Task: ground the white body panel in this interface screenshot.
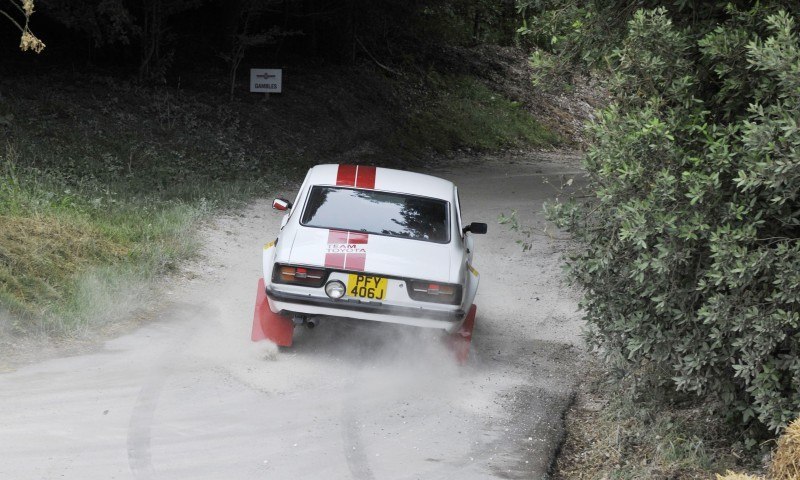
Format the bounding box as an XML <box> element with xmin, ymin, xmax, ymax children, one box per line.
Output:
<box><xmin>263</xmin><ymin>164</ymin><xmax>481</xmax><ymax>333</ymax></box>
<box><xmin>287</xmin><ymin>227</ymin><xmax>453</xmax><ymax>283</ymax></box>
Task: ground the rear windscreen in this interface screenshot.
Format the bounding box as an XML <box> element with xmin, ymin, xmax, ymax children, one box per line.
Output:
<box><xmin>301</xmin><ymin>186</ymin><xmax>450</xmax><ymax>243</ymax></box>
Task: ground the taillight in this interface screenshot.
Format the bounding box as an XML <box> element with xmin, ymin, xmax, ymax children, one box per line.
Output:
<box><xmin>273</xmin><ymin>265</ymin><xmax>327</xmax><ymax>287</ymax></box>
<box><xmin>407</xmin><ymin>281</ymin><xmax>462</xmax><ymax>305</ymax></box>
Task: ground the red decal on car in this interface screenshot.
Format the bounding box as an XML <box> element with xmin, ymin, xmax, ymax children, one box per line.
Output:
<box><xmin>325</xmin><ymin>229</ymin><xmax>368</xmax><ymax>271</ymax></box>
<box><xmin>355</xmin><ymin>165</ymin><xmax>376</xmax><ymax>189</ymax></box>
<box><xmin>327</xmin><ymin>230</ymin><xmax>349</xmax><ymax>244</ymax></box>
<box><xmin>348</xmin><ymin>232</ymin><xmax>369</xmax><ymax>244</ymax></box>
<box><xmin>325</xmin><ymin>253</ymin><xmax>346</xmax><ymax>269</ymax></box>
<box><xmin>336</xmin><ymin>165</ymin><xmax>376</xmax><ymax>189</ymax></box>
<box><xmin>336</xmin><ymin>165</ymin><xmax>357</xmax><ymax>186</ymax></box>
<box><xmin>345</xmin><ymin>253</ymin><xmax>366</xmax><ymax>271</ymax></box>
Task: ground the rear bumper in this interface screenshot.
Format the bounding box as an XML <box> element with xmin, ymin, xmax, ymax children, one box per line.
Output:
<box><xmin>265</xmin><ymin>285</ymin><xmax>465</xmax><ymax>331</ymax></box>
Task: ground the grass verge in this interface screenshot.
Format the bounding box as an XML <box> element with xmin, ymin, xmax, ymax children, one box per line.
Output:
<box><xmin>0</xmin><ymin>144</ymin><xmax>260</xmax><ymax>336</ymax></box>
<box><xmin>0</xmin><ymin>75</ymin><xmax>274</xmax><ymax>336</ymax></box>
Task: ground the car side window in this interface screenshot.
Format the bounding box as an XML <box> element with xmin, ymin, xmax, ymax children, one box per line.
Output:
<box><xmin>286</xmin><ymin>173</ymin><xmax>311</xmax><ymax>221</ymax></box>
<box><xmin>454</xmin><ymin>187</ymin><xmax>464</xmax><ymax>239</ymax></box>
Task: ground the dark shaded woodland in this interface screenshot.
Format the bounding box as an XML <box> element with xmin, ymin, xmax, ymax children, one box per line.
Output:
<box><xmin>1</xmin><ymin>0</ymin><xmax>518</xmax><ymax>82</ymax></box>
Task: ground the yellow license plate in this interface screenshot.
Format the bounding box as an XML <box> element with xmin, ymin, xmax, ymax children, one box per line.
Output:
<box><xmin>346</xmin><ymin>274</ymin><xmax>387</xmax><ymax>300</ymax></box>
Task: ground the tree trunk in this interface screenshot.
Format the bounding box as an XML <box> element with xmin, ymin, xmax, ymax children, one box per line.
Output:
<box><xmin>349</xmin><ymin>0</ymin><xmax>356</xmax><ymax>64</ymax></box>
<box><xmin>139</xmin><ymin>0</ymin><xmax>163</xmax><ymax>81</ymax></box>
<box><xmin>472</xmin><ymin>8</ymin><xmax>482</xmax><ymax>43</ymax></box>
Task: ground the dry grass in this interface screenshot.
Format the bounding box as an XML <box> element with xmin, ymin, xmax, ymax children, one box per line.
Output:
<box><xmin>770</xmin><ymin>418</ymin><xmax>800</xmax><ymax>480</ymax></box>
<box><xmin>0</xmin><ymin>214</ymin><xmax>128</xmax><ymax>319</ymax></box>
<box><xmin>710</xmin><ymin>417</ymin><xmax>800</xmax><ymax>480</ymax></box>
<box><xmin>716</xmin><ymin>472</ymin><xmax>764</xmax><ymax>480</ymax></box>
<box><xmin>0</xmin><ymin>142</ymin><xmax>213</xmax><ymax>335</ymax></box>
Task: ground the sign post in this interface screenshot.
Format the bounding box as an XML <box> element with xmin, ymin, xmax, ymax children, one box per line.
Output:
<box><xmin>250</xmin><ymin>69</ymin><xmax>282</xmax><ymax>98</ymax></box>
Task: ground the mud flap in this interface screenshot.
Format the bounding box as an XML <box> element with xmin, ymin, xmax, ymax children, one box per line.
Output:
<box><xmin>252</xmin><ymin>278</ymin><xmax>294</xmax><ymax>347</ymax></box>
<box><xmin>448</xmin><ymin>304</ymin><xmax>477</xmax><ymax>365</ymax></box>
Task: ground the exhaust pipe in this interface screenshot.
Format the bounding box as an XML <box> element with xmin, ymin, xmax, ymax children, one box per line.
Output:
<box><xmin>305</xmin><ymin>318</ymin><xmax>318</xmax><ymax>329</ymax></box>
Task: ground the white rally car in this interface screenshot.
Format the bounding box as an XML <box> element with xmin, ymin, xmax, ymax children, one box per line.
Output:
<box><xmin>251</xmin><ymin>164</ymin><xmax>486</xmax><ymax>360</ymax></box>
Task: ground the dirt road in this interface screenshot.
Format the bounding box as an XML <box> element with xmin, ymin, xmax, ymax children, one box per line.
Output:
<box><xmin>0</xmin><ymin>153</ymin><xmax>586</xmax><ymax>479</ymax></box>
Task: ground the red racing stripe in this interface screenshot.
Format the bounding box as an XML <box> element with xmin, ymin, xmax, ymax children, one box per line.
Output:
<box><xmin>345</xmin><ymin>253</ymin><xmax>366</xmax><ymax>271</ymax></box>
<box><xmin>344</xmin><ymin>231</ymin><xmax>368</xmax><ymax>271</ymax></box>
<box><xmin>348</xmin><ymin>232</ymin><xmax>369</xmax><ymax>244</ymax></box>
<box><xmin>328</xmin><ymin>230</ymin><xmax>349</xmax><ymax>244</ymax></box>
<box><xmin>325</xmin><ymin>253</ymin><xmax>346</xmax><ymax>269</ymax></box>
<box><xmin>355</xmin><ymin>165</ymin><xmax>376</xmax><ymax>189</ymax></box>
<box><xmin>336</xmin><ymin>165</ymin><xmax>356</xmax><ymax>186</ymax></box>
<box><xmin>324</xmin><ymin>229</ymin><xmax>368</xmax><ymax>272</ymax></box>
<box><xmin>325</xmin><ymin>230</ymin><xmax>348</xmax><ymax>268</ymax></box>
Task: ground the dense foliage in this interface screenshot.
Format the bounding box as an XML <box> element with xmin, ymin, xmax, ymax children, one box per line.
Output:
<box><xmin>549</xmin><ymin>6</ymin><xmax>800</xmax><ymax>436</ymax></box>
<box><xmin>516</xmin><ymin>1</ymin><xmax>800</xmax><ymax>88</ymax></box>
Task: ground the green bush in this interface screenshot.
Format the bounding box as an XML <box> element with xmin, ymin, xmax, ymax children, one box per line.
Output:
<box><xmin>516</xmin><ymin>1</ymin><xmax>800</xmax><ymax>89</ymax></box>
<box><xmin>549</xmin><ymin>8</ymin><xmax>800</xmax><ymax>436</ymax></box>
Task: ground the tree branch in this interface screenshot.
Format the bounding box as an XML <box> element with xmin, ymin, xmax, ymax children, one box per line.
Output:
<box><xmin>355</xmin><ymin>36</ymin><xmax>402</xmax><ymax>77</ymax></box>
<box><xmin>5</xmin><ymin>0</ymin><xmax>24</xmax><ymax>15</ymax></box>
<box><xmin>0</xmin><ymin>8</ymin><xmax>24</xmax><ymax>32</ymax></box>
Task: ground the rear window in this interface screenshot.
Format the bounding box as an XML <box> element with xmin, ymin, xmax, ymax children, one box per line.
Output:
<box><xmin>301</xmin><ymin>186</ymin><xmax>450</xmax><ymax>243</ymax></box>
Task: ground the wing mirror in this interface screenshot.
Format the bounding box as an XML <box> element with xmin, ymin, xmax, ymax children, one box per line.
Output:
<box><xmin>463</xmin><ymin>222</ymin><xmax>487</xmax><ymax>235</ymax></box>
<box><xmin>272</xmin><ymin>198</ymin><xmax>292</xmax><ymax>211</ymax></box>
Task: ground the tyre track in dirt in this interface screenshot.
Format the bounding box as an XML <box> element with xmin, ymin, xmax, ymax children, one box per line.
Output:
<box><xmin>127</xmin><ymin>370</ymin><xmax>165</xmax><ymax>479</ymax></box>
<box><xmin>126</xmin><ymin>303</ymin><xmax>208</xmax><ymax>479</ymax></box>
<box><xmin>341</xmin><ymin>378</ymin><xmax>378</xmax><ymax>480</ymax></box>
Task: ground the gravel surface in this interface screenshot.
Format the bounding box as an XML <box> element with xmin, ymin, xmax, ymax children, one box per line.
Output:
<box><xmin>0</xmin><ymin>152</ymin><xmax>587</xmax><ymax>479</ymax></box>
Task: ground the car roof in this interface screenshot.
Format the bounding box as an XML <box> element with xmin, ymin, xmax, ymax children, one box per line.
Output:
<box><xmin>306</xmin><ymin>164</ymin><xmax>455</xmax><ymax>201</ymax></box>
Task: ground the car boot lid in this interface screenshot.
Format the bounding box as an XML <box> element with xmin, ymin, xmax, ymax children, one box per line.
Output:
<box><xmin>287</xmin><ymin>226</ymin><xmax>452</xmax><ymax>283</ymax></box>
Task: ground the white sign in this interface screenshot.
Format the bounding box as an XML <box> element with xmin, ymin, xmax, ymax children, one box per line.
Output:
<box><xmin>250</xmin><ymin>69</ymin><xmax>282</xmax><ymax>93</ymax></box>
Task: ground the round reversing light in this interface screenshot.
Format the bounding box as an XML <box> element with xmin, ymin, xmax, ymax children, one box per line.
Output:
<box><xmin>325</xmin><ymin>280</ymin><xmax>346</xmax><ymax>299</ymax></box>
